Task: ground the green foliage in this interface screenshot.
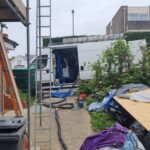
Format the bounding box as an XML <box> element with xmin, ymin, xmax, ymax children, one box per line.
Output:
<box><xmin>90</xmin><ymin>112</ymin><xmax>115</xmax><ymax>131</ymax></box>
<box><xmin>92</xmin><ymin>40</ymin><xmax>134</xmax><ymax>89</ymax></box>
<box><xmin>86</xmin><ymin>96</ymin><xmax>99</xmax><ymax>106</ymax></box>
<box><xmin>19</xmin><ymin>90</ymin><xmax>35</xmax><ymax>105</ymax></box>
<box><xmin>77</xmin><ymin>39</ymin><xmax>150</xmax><ymax>98</ymax></box>
<box><xmin>125</xmin><ymin>32</ymin><xmax>150</xmax><ymax>46</ymax></box>
<box><xmin>76</xmin><ymin>80</ymin><xmax>98</xmax><ymax>95</ymax></box>
<box><xmin>19</xmin><ymin>90</ymin><xmax>27</xmax><ymax>101</ymax></box>
<box><xmin>77</xmin><ymin>39</ymin><xmax>150</xmax><ymax>131</ymax></box>
<box><xmin>43</xmin><ymin>38</ymin><xmax>50</xmax><ymax>47</ymax></box>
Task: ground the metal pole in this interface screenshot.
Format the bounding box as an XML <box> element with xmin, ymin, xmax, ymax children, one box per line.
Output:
<box><xmin>26</xmin><ymin>0</ymin><xmax>31</xmax><ymax>149</ymax></box>
<box><xmin>38</xmin><ymin>0</ymin><xmax>43</xmax><ymax>127</ymax></box>
<box><xmin>72</xmin><ymin>10</ymin><xmax>74</xmax><ymax>36</ymax></box>
<box><xmin>1</xmin><ymin>69</ymin><xmax>4</xmax><ymax>116</ymax></box>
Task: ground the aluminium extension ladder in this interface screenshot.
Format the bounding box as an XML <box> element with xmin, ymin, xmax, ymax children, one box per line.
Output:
<box><xmin>34</xmin><ymin>0</ymin><xmax>52</xmax><ymax>149</ymax></box>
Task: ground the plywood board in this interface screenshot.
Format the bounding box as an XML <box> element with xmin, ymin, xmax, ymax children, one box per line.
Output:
<box><xmin>0</xmin><ymin>0</ymin><xmax>26</xmax><ymax>22</ymax></box>
<box><xmin>114</xmin><ymin>89</ymin><xmax>150</xmax><ymax>131</ymax></box>
<box><xmin>11</xmin><ymin>0</ymin><xmax>26</xmax><ymax>18</ymax></box>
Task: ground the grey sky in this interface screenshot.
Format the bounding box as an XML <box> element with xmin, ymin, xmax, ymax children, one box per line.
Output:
<box><xmin>5</xmin><ymin>0</ymin><xmax>150</xmax><ymax>57</ymax></box>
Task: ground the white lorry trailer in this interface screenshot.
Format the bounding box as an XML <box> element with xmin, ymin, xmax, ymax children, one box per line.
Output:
<box><xmin>31</xmin><ymin>39</ymin><xmax>146</xmax><ymax>89</ymax></box>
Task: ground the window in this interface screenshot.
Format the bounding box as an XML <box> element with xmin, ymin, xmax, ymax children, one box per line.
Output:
<box><xmin>30</xmin><ymin>59</ymin><xmax>36</xmax><ymax>68</ymax></box>
<box><xmin>128</xmin><ymin>13</ymin><xmax>149</xmax><ymax>21</ymax></box>
<box><xmin>17</xmin><ymin>60</ymin><xmax>21</xmax><ymax>65</ymax></box>
<box><xmin>30</xmin><ymin>55</ymin><xmax>48</xmax><ymax>69</ymax></box>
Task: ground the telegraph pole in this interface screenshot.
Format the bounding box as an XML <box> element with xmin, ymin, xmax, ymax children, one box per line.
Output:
<box><xmin>72</xmin><ymin>9</ymin><xmax>75</xmax><ymax>36</ymax></box>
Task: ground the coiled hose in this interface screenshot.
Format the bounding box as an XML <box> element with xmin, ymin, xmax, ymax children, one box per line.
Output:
<box><xmin>42</xmin><ymin>98</ymin><xmax>74</xmax><ymax>109</ymax></box>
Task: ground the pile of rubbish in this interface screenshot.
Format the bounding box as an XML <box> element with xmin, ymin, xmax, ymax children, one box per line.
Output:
<box><xmin>88</xmin><ymin>84</ymin><xmax>149</xmax><ymax>112</ymax></box>
<box><xmin>82</xmin><ymin>84</ymin><xmax>150</xmax><ymax>150</ymax></box>
<box><xmin>80</xmin><ymin>123</ymin><xmax>145</xmax><ymax>150</ymax></box>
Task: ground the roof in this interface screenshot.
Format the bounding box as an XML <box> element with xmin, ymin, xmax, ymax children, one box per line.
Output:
<box><xmin>13</xmin><ymin>55</ymin><xmax>36</xmax><ymax>61</ymax></box>
<box><xmin>0</xmin><ymin>0</ymin><xmax>27</xmax><ymax>25</ymax></box>
<box><xmin>3</xmin><ymin>36</ymin><xmax>18</xmax><ymax>48</ymax></box>
<box><xmin>43</xmin><ymin>34</ymin><xmax>124</xmax><ymax>46</ymax></box>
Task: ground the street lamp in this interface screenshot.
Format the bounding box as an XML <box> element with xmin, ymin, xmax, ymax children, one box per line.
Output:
<box><xmin>72</xmin><ymin>9</ymin><xmax>75</xmax><ymax>36</ymax></box>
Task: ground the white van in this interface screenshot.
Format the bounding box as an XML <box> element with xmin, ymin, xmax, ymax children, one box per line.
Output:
<box><xmin>31</xmin><ymin>39</ymin><xmax>146</xmax><ymax>89</ymax></box>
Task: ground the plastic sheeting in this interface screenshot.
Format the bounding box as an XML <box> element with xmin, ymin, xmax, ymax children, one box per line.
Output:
<box><xmin>116</xmin><ymin>84</ymin><xmax>149</xmax><ymax>96</ymax></box>
<box><xmin>88</xmin><ymin>90</ymin><xmax>116</xmax><ymax>112</ymax></box>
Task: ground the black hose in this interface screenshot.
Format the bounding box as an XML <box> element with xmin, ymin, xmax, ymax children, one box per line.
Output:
<box><xmin>55</xmin><ymin>109</ymin><xmax>68</xmax><ymax>150</ymax></box>
<box><xmin>43</xmin><ymin>98</ymin><xmax>74</xmax><ymax>109</ymax></box>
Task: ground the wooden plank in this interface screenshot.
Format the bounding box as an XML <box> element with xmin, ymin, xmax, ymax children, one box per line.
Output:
<box><xmin>114</xmin><ymin>89</ymin><xmax>150</xmax><ymax>131</ymax></box>
<box><xmin>0</xmin><ymin>0</ymin><xmax>26</xmax><ymax>22</ymax></box>
<box><xmin>11</xmin><ymin>0</ymin><xmax>26</xmax><ymax>19</ymax></box>
<box><xmin>0</xmin><ymin>33</ymin><xmax>24</xmax><ymax>116</ymax></box>
<box><xmin>31</xmin><ymin>147</ymin><xmax>40</xmax><ymax>150</ymax></box>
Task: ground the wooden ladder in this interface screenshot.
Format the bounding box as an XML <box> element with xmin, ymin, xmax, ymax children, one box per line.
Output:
<box><xmin>0</xmin><ymin>32</ymin><xmax>28</xmax><ymax>149</ymax></box>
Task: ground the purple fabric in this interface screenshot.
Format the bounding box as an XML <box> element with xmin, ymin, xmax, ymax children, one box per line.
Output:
<box><xmin>80</xmin><ymin>123</ymin><xmax>128</xmax><ymax>150</ymax></box>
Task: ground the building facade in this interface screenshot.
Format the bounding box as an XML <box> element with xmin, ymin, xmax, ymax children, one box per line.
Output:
<box><xmin>106</xmin><ymin>6</ymin><xmax>150</xmax><ymax>34</ymax></box>
<box><xmin>11</xmin><ymin>55</ymin><xmax>35</xmax><ymax>69</ymax></box>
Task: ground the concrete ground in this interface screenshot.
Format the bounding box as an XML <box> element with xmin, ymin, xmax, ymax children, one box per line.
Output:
<box><xmin>30</xmin><ymin>96</ymin><xmax>92</xmax><ymax>150</ymax></box>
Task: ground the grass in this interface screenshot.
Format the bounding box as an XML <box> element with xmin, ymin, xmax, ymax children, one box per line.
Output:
<box><xmin>90</xmin><ymin>111</ymin><xmax>115</xmax><ymax>132</ymax></box>
<box><xmin>19</xmin><ymin>90</ymin><xmax>35</xmax><ymax>106</ymax></box>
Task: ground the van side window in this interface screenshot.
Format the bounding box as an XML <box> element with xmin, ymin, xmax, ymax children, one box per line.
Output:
<box><xmin>30</xmin><ymin>59</ymin><xmax>36</xmax><ymax>68</ymax></box>
<box><xmin>37</xmin><ymin>55</ymin><xmax>48</xmax><ymax>69</ymax></box>
<box><xmin>30</xmin><ymin>55</ymin><xmax>48</xmax><ymax>69</ymax></box>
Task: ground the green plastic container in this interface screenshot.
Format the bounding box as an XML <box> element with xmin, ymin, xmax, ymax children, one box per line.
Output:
<box><xmin>13</xmin><ymin>68</ymin><xmax>36</xmax><ymax>95</ymax></box>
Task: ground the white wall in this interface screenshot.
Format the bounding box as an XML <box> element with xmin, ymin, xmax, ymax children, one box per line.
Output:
<box><xmin>11</xmin><ymin>56</ymin><xmax>27</xmax><ymax>69</ymax></box>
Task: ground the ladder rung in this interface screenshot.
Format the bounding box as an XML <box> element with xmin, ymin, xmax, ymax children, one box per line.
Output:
<box><xmin>38</xmin><ymin>5</ymin><xmax>51</xmax><ymax>8</ymax></box>
<box><xmin>36</xmin><ymin>91</ymin><xmax>50</xmax><ymax>94</ymax></box>
<box><xmin>37</xmin><ymin>15</ymin><xmax>50</xmax><ymax>17</ymax></box>
<box><xmin>40</xmin><ymin>80</ymin><xmax>51</xmax><ymax>83</ymax></box>
<box><xmin>41</xmin><ymin>87</ymin><xmax>51</xmax><ymax>90</ymax></box>
<box><xmin>37</xmin><ymin>25</ymin><xmax>50</xmax><ymax>28</ymax></box>
<box><xmin>36</xmin><ymin>57</ymin><xmax>51</xmax><ymax>60</ymax></box>
<box><xmin>36</xmin><ymin>69</ymin><xmax>51</xmax><ymax>71</ymax></box>
<box><xmin>37</xmin><ymin>36</ymin><xmax>50</xmax><ymax>38</ymax></box>
<box><xmin>35</xmin><ymin>127</ymin><xmax>50</xmax><ymax>130</ymax></box>
<box><xmin>36</xmin><ymin>115</ymin><xmax>50</xmax><ymax>118</ymax></box>
<box><xmin>37</xmin><ymin>46</ymin><xmax>50</xmax><ymax>49</ymax></box>
<box><xmin>36</xmin><ymin>140</ymin><xmax>50</xmax><ymax>143</ymax></box>
<box><xmin>37</xmin><ymin>102</ymin><xmax>50</xmax><ymax>105</ymax></box>
<box><xmin>36</xmin><ymin>81</ymin><xmax>51</xmax><ymax>84</ymax></box>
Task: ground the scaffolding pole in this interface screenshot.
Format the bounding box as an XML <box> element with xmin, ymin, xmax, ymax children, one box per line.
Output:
<box><xmin>26</xmin><ymin>0</ymin><xmax>31</xmax><ymax>149</ymax></box>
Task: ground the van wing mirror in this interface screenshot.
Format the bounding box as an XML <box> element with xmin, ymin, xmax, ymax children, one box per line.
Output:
<box><xmin>80</xmin><ymin>66</ymin><xmax>84</xmax><ymax>71</ymax></box>
<box><xmin>46</xmin><ymin>70</ymin><xmax>49</xmax><ymax>73</ymax></box>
